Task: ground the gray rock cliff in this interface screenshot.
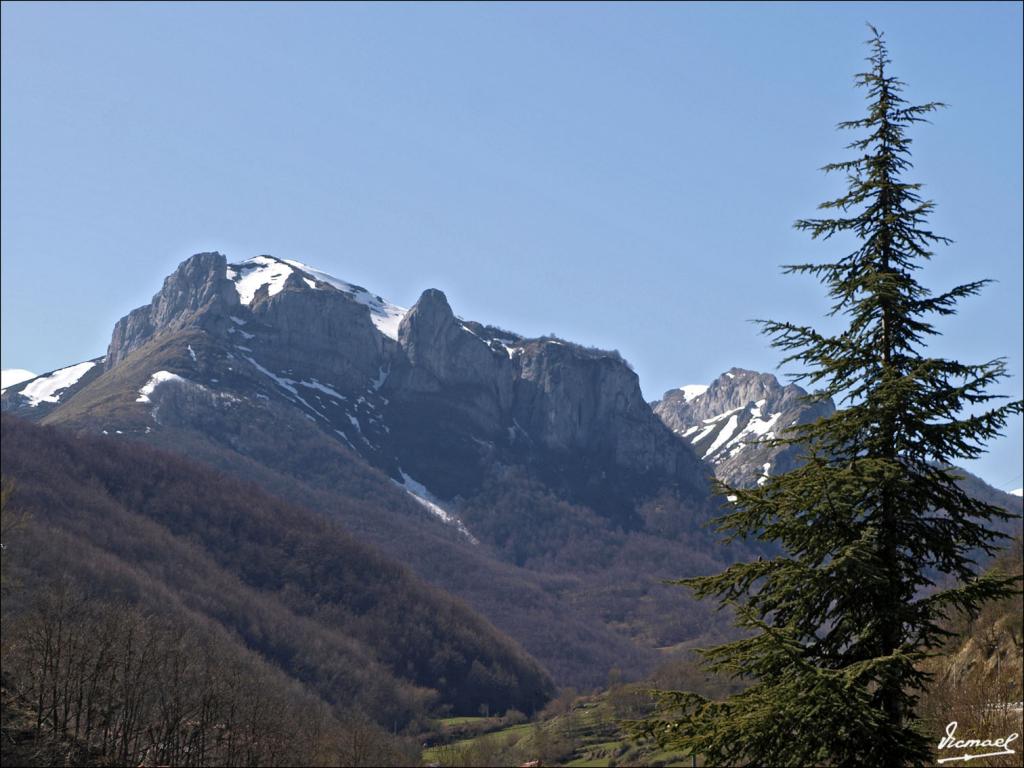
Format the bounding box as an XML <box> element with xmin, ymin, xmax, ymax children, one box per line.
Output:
<box><xmin>248</xmin><ymin>272</ymin><xmax>390</xmax><ymax>393</ymax></box>
<box><xmin>384</xmin><ymin>291</ymin><xmax>709</xmax><ymax>511</ymax></box>
<box><xmin>107</xmin><ymin>252</ymin><xmax>239</xmax><ymax>368</ymax></box>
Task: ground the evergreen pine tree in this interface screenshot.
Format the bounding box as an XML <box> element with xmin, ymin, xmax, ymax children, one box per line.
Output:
<box><xmin>641</xmin><ymin>27</ymin><xmax>1023</xmax><ymax>768</ymax></box>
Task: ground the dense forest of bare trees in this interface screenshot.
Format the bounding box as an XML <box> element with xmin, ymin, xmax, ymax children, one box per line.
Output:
<box><xmin>1</xmin><ymin>479</ymin><xmax>423</xmax><ymax>766</ymax></box>
<box><xmin>0</xmin><ymin>415</ymin><xmax>554</xmax><ymax>766</ymax></box>
<box><xmin>3</xmin><ymin>579</ymin><xmax>346</xmax><ymax>766</ymax></box>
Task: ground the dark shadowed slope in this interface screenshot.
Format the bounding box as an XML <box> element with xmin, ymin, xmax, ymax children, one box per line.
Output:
<box><xmin>0</xmin><ymin>414</ymin><xmax>554</xmax><ymax>723</ymax></box>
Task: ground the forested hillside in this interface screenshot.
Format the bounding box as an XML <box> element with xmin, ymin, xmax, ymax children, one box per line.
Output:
<box><xmin>0</xmin><ymin>414</ymin><xmax>553</xmax><ymax>766</ymax></box>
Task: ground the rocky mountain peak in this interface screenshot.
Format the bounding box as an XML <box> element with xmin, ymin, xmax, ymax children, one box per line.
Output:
<box><xmin>394</xmin><ymin>287</ymin><xmax>513</xmax><ymax>399</ymax></box>
<box><xmin>683</xmin><ymin>368</ymin><xmax>807</xmax><ymax>423</ymax></box>
<box><xmin>106</xmin><ymin>251</ymin><xmax>239</xmax><ymax>367</ymax></box>
<box><xmin>653</xmin><ymin>369</ymin><xmax>835</xmax><ymax>488</ymax></box>
<box><xmin>398</xmin><ymin>288</ymin><xmax>456</xmax><ymax>348</ymax></box>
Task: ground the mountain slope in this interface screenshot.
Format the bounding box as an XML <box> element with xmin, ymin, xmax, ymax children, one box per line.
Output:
<box><xmin>1</xmin><ymin>359</ymin><xmax>104</xmax><ymax>419</ymax></box>
<box><xmin>0</xmin><ymin>414</ymin><xmax>554</xmax><ymax>721</ymax></box>
<box><xmin>22</xmin><ymin>336</ymin><xmax>681</xmax><ymax>686</ymax></box>
<box><xmin>5</xmin><ymin>252</ymin><xmax>706</xmax><ymax>524</ymax></box>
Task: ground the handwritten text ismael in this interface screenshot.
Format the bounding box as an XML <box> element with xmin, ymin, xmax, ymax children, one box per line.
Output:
<box><xmin>936</xmin><ymin>721</ymin><xmax>1019</xmax><ymax>765</ymax></box>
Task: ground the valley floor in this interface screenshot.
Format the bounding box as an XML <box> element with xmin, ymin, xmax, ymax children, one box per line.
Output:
<box><xmin>421</xmin><ymin>692</ymin><xmax>696</xmax><ymax>768</ymax></box>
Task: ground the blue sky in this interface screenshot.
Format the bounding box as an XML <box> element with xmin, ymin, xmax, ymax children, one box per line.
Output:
<box><xmin>2</xmin><ymin>2</ymin><xmax>1021</xmax><ymax>490</ymax></box>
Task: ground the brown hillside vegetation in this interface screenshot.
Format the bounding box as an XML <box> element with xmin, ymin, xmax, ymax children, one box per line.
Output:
<box><xmin>0</xmin><ymin>414</ymin><xmax>553</xmax><ymax>766</ymax></box>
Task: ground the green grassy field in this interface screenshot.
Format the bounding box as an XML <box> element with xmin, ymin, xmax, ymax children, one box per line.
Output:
<box><xmin>422</xmin><ymin>693</ymin><xmax>696</xmax><ymax>767</ymax></box>
<box><xmin>436</xmin><ymin>716</ymin><xmax>492</xmax><ymax>727</ymax></box>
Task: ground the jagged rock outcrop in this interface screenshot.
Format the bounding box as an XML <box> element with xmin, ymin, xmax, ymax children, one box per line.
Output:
<box><xmin>664</xmin><ymin>368</ymin><xmax>814</xmax><ymax>426</ymax></box>
<box><xmin>653</xmin><ymin>368</ymin><xmax>835</xmax><ymax>488</ymax></box>
<box><xmin>397</xmin><ymin>288</ymin><xmax>514</xmax><ymax>402</ymax></box>
<box><xmin>107</xmin><ymin>252</ymin><xmax>239</xmax><ymax>367</ymax></box>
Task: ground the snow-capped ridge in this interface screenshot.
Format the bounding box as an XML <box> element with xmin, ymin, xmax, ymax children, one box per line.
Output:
<box><xmin>226</xmin><ymin>255</ymin><xmax>407</xmax><ymax>340</ymax></box>
<box><xmin>18</xmin><ymin>362</ymin><xmax>96</xmax><ymax>407</ymax></box>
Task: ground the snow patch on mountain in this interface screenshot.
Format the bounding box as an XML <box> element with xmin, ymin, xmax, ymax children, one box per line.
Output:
<box><xmin>19</xmin><ymin>362</ymin><xmax>96</xmax><ymax>407</ymax></box>
<box><xmin>242</xmin><ymin>354</ymin><xmax>329</xmax><ymax>421</ymax></box>
<box><xmin>704</xmin><ymin>414</ymin><xmax>741</xmax><ymax>458</ymax></box>
<box><xmin>691</xmin><ymin>396</ymin><xmax>782</xmax><ymax>465</ymax></box>
<box><xmin>397</xmin><ymin>471</ymin><xmax>478</xmax><ymax>543</ymax></box>
<box><xmin>228</xmin><ymin>256</ymin><xmax>294</xmax><ymax>305</ymax></box>
<box><xmin>678</xmin><ymin>384</ymin><xmax>709</xmax><ymax>401</ymax></box>
<box><xmin>735</xmin><ymin>411</ymin><xmax>781</xmax><ymax>442</ymax></box>
<box><xmin>1011</xmin><ymin>488</ymin><xmax>1023</xmax><ymax>498</ymax></box>
<box><xmin>137</xmin><ymin>371</ymin><xmax>187</xmax><ymax>403</ymax></box>
<box><xmin>302</xmin><ymin>378</ymin><xmax>346</xmax><ymax>400</ymax></box>
<box><xmin>370</xmin><ymin>366</ymin><xmax>389</xmax><ymax>391</ymax></box>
